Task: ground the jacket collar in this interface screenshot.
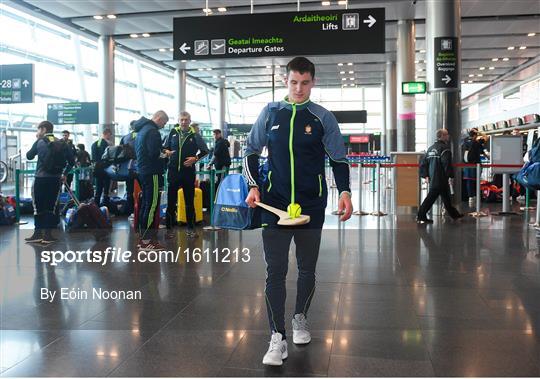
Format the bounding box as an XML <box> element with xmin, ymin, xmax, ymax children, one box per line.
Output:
<box><xmin>281</xmin><ymin>96</ymin><xmax>311</xmax><ymax>111</ymax></box>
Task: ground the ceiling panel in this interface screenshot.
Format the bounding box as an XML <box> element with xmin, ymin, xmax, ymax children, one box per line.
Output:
<box><xmin>9</xmin><ymin>0</ymin><xmax>540</xmax><ymax>95</ymax></box>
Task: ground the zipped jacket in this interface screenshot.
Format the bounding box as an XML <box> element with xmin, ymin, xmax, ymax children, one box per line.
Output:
<box><xmin>243</xmin><ymin>98</ymin><xmax>350</xmax><ymax>211</ymax></box>
<box><xmin>419</xmin><ymin>140</ymin><xmax>453</xmax><ymax>188</ymax></box>
<box><xmin>163</xmin><ymin>125</ymin><xmax>209</xmax><ymax>170</ymax></box>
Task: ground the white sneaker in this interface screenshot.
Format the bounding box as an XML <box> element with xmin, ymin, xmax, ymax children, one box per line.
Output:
<box><xmin>292</xmin><ymin>313</ymin><xmax>311</xmax><ymax>345</ymax></box>
<box><xmin>262</xmin><ymin>332</ymin><xmax>288</xmax><ymax>366</ymax></box>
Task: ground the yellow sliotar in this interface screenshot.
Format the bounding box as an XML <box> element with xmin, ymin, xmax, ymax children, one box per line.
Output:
<box><xmin>287</xmin><ymin>203</ymin><xmax>302</xmax><ymax>219</ymax></box>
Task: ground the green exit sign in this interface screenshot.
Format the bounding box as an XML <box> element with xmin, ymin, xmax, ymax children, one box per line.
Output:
<box><xmin>402</xmin><ymin>81</ymin><xmax>426</xmax><ymax>94</ymax></box>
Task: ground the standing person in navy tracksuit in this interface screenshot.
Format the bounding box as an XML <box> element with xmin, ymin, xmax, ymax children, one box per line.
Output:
<box><xmin>25</xmin><ymin>121</ymin><xmax>75</xmax><ymax>244</ymax></box>
<box><xmin>91</xmin><ymin>128</ymin><xmax>112</xmax><ymax>207</ymax></box>
<box><xmin>133</xmin><ymin>110</ymin><xmax>169</xmax><ymax>251</ymax></box>
<box><xmin>163</xmin><ymin>111</ymin><xmax>209</xmax><ymax>238</ymax></box>
<box><xmin>244</xmin><ymin>57</ymin><xmax>353</xmax><ymax>366</ymax></box>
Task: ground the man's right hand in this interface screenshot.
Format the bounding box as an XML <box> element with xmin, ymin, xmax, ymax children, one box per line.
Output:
<box><xmin>245</xmin><ymin>187</ymin><xmax>260</xmax><ymax>208</ymax></box>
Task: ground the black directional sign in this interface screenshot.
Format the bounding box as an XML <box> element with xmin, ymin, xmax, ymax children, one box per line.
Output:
<box><xmin>0</xmin><ymin>64</ymin><xmax>34</xmax><ymax>104</ymax></box>
<box><xmin>173</xmin><ymin>8</ymin><xmax>385</xmax><ymax>60</ymax></box>
<box><xmin>47</xmin><ymin>102</ymin><xmax>99</xmax><ymax>125</ymax></box>
<box><xmin>434</xmin><ymin>37</ymin><xmax>458</xmax><ymax>89</ymax></box>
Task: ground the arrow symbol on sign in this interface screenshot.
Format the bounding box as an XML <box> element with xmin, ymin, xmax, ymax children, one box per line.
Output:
<box><xmin>442</xmin><ymin>75</ymin><xmax>452</xmax><ymax>84</ymax></box>
<box><xmin>363</xmin><ymin>15</ymin><xmax>376</xmax><ymax>28</ymax></box>
<box><xmin>179</xmin><ymin>42</ymin><xmax>191</xmax><ymax>54</ymax></box>
<box><xmin>22</xmin><ymin>80</ymin><xmax>29</xmax><ymax>87</ymax></box>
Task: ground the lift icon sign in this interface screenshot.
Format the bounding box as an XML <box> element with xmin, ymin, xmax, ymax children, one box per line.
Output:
<box><xmin>342</xmin><ymin>14</ymin><xmax>359</xmax><ymax>30</ymax></box>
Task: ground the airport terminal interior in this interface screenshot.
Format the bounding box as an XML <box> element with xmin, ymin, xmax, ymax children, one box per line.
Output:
<box><xmin>1</xmin><ymin>0</ymin><xmax>540</xmax><ymax>377</ymax></box>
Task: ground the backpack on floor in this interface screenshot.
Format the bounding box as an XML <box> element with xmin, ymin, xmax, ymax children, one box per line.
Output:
<box><xmin>516</xmin><ymin>162</ymin><xmax>540</xmax><ymax>191</ymax></box>
<box><xmin>0</xmin><ymin>196</ymin><xmax>16</xmax><ymax>225</ymax></box>
<box><xmin>63</xmin><ymin>187</ymin><xmax>111</xmax><ymax>231</ymax></box>
<box><xmin>212</xmin><ymin>173</ymin><xmax>257</xmax><ymax>230</ymax></box>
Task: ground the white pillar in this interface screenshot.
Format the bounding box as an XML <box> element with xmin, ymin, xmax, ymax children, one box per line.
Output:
<box><xmin>98</xmin><ymin>35</ymin><xmax>115</xmax><ymax>141</ymax></box>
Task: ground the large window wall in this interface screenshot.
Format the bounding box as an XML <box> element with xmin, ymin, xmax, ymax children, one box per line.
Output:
<box><xmin>0</xmin><ymin>3</ymin><xmax>216</xmax><ymax>155</ymax></box>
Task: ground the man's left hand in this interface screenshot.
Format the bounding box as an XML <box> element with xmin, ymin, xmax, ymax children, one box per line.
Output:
<box><xmin>183</xmin><ymin>156</ymin><xmax>198</xmax><ymax>167</ymax></box>
<box><xmin>338</xmin><ymin>192</ymin><xmax>353</xmax><ymax>221</ymax></box>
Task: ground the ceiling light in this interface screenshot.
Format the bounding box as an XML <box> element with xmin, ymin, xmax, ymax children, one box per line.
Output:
<box><xmin>322</xmin><ymin>1</ymin><xmax>331</xmax><ymax>5</ymax></box>
<box><xmin>159</xmin><ymin>48</ymin><xmax>166</xmax><ymax>52</ymax></box>
<box><xmin>220</xmin><ymin>75</ymin><xmax>226</xmax><ymax>78</ymax></box>
<box><xmin>130</xmin><ymin>34</ymin><xmax>138</xmax><ymax>38</ymax></box>
<box><xmin>477</xmin><ymin>74</ymin><xmax>483</xmax><ymax>77</ymax></box>
<box><xmin>106</xmin><ymin>14</ymin><xmax>116</xmax><ymax>19</ymax></box>
<box><xmin>502</xmin><ymin>57</ymin><xmax>509</xmax><ymax>61</ymax></box>
<box><xmin>337</xmin><ymin>63</ymin><xmax>343</xmax><ymax>66</ymax></box>
<box><xmin>348</xmin><ymin>70</ymin><xmax>354</xmax><ymax>74</ymax></box>
<box><xmin>275</xmin><ymin>65</ymin><xmax>280</xmax><ymax>68</ymax></box>
<box><xmin>169</xmin><ymin>48</ymin><xmax>174</xmax><ymax>52</ymax></box>
<box><xmin>266</xmin><ymin>65</ymin><xmax>272</xmax><ymax>69</ymax></box>
<box><xmin>347</xmin><ymin>62</ymin><xmax>353</xmax><ymax>66</ymax></box>
<box><xmin>461</xmin><ymin>81</ymin><xmax>465</xmax><ymax>84</ymax></box>
<box><xmin>212</xmin><ymin>75</ymin><xmax>218</xmax><ymax>78</ymax></box>
<box><xmin>203</xmin><ymin>8</ymin><xmax>212</xmax><ymax>13</ymax></box>
<box><xmin>489</xmin><ymin>66</ymin><xmax>495</xmax><ymax>70</ymax></box>
<box><xmin>339</xmin><ymin>71</ymin><xmax>345</xmax><ymax>74</ymax></box>
<box><xmin>93</xmin><ymin>15</ymin><xmax>103</xmax><ymax>20</ymax></box>
<box><xmin>528</xmin><ymin>32</ymin><xmax>536</xmax><ymax>37</ymax></box>
<box><xmin>479</xmin><ymin>66</ymin><xmax>485</xmax><ymax>70</ymax></box>
<box><xmin>198</xmin><ymin>68</ymin><xmax>205</xmax><ymax>71</ymax></box>
<box><xmin>492</xmin><ymin>58</ymin><xmax>499</xmax><ymax>61</ymax></box>
<box><xmin>468</xmin><ymin>74</ymin><xmax>474</xmax><ymax>77</ymax></box>
<box><xmin>338</xmin><ymin>0</ymin><xmax>347</xmax><ymax>5</ymax></box>
<box><xmin>191</xmin><ymin>59</ymin><xmax>197</xmax><ymax>62</ymax></box>
<box><xmin>343</xmin><ymin>84</ymin><xmax>348</xmax><ymax>87</ymax></box>
<box><xmin>414</xmin><ymin>60</ymin><xmax>419</xmax><ymax>64</ymax></box>
<box><xmin>349</xmin><ymin>77</ymin><xmax>354</xmax><ymax>80</ymax></box>
<box><xmin>218</xmin><ymin>7</ymin><xmax>227</xmax><ymax>12</ymax></box>
<box><xmin>420</xmin><ymin>49</ymin><xmax>426</xmax><ymax>53</ymax></box>
<box><xmin>519</xmin><ymin>46</ymin><xmax>527</xmax><ymax>50</ymax></box>
<box><xmin>142</xmin><ymin>33</ymin><xmax>150</xmax><ymax>37</ymax></box>
<box><xmin>206</xmin><ymin>68</ymin><xmax>212</xmax><ymax>71</ymax></box>
<box><xmin>341</xmin><ymin>78</ymin><xmax>346</xmax><ymax>81</ymax></box>
<box><xmin>468</xmin><ymin>80</ymin><xmax>473</xmax><ymax>83</ymax></box>
<box><xmin>181</xmin><ymin>60</ymin><xmax>187</xmax><ymax>63</ymax></box>
<box><xmin>232</xmin><ymin>81</ymin><xmax>237</xmax><ymax>84</ymax></box>
<box><xmin>507</xmin><ymin>46</ymin><xmax>515</xmax><ymax>50</ymax></box>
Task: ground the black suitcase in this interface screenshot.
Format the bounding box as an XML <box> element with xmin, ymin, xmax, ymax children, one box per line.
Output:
<box><xmin>199</xmin><ymin>179</ymin><xmax>212</xmax><ymax>209</ymax></box>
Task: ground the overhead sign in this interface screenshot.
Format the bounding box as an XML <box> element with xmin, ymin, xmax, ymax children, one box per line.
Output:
<box><xmin>434</xmin><ymin>37</ymin><xmax>458</xmax><ymax>89</ymax></box>
<box><xmin>333</xmin><ymin>110</ymin><xmax>367</xmax><ymax>124</ymax></box>
<box><xmin>47</xmin><ymin>102</ymin><xmax>99</xmax><ymax>125</ymax></box>
<box><xmin>402</xmin><ymin>81</ymin><xmax>426</xmax><ymax>94</ymax></box>
<box><xmin>0</xmin><ymin>64</ymin><xmax>34</xmax><ymax>104</ymax></box>
<box><xmin>173</xmin><ymin>9</ymin><xmax>385</xmax><ymax>60</ymax></box>
<box><xmin>350</xmin><ymin>135</ymin><xmax>370</xmax><ymax>144</ymax></box>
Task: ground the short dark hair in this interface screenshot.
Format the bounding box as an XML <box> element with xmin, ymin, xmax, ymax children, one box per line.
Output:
<box><xmin>213</xmin><ymin>129</ymin><xmax>221</xmax><ymax>134</ymax></box>
<box><xmin>103</xmin><ymin>128</ymin><xmax>112</xmax><ymax>136</ymax></box>
<box><xmin>38</xmin><ymin>121</ymin><xmax>54</xmax><ymax>133</ymax></box>
<box><xmin>77</xmin><ymin>143</ymin><xmax>85</xmax><ymax>151</ymax></box>
<box><xmin>62</xmin><ymin>130</ymin><xmax>70</xmax><ymax>135</ymax></box>
<box><xmin>469</xmin><ymin>128</ymin><xmax>478</xmax><ymax>137</ymax></box>
<box><xmin>286</xmin><ymin>57</ymin><xmax>315</xmax><ymax>79</ymax></box>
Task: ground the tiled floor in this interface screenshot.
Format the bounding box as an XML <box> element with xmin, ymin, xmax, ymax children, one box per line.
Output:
<box><xmin>1</xmin><ymin>201</ymin><xmax>540</xmax><ymax>377</ymax></box>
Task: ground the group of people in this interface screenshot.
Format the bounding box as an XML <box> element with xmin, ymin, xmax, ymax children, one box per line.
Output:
<box><xmin>23</xmin><ymin>110</ymin><xmax>232</xmax><ymax>249</ymax></box>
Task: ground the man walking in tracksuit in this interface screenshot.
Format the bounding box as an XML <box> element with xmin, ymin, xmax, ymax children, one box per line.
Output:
<box><xmin>244</xmin><ymin>57</ymin><xmax>353</xmax><ymax>366</ymax></box>
<box><xmin>25</xmin><ymin>121</ymin><xmax>75</xmax><ymax>244</ymax></box>
<box><xmin>417</xmin><ymin>128</ymin><xmax>464</xmax><ymax>223</ymax></box>
<box><xmin>163</xmin><ymin>111</ymin><xmax>209</xmax><ymax>238</ymax></box>
<box><xmin>133</xmin><ymin>110</ymin><xmax>169</xmax><ymax>250</ymax></box>
<box><xmin>208</xmin><ymin>129</ymin><xmax>231</xmax><ymax>190</ymax></box>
